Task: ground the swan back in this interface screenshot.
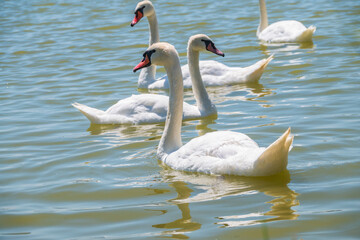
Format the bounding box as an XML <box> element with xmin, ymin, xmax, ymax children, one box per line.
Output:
<box><xmin>164</xmin><ymin>131</ymin><xmax>263</xmax><ymax>176</ymax></box>
<box><xmin>163</xmin><ymin>128</ymin><xmax>293</xmax><ymax>176</ymax></box>
<box><xmin>259</xmin><ymin>20</ymin><xmax>311</xmax><ymax>43</ymax></box>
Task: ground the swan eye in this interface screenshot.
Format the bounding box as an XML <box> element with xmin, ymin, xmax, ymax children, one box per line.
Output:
<box><xmin>142</xmin><ymin>49</ymin><xmax>156</xmax><ymax>60</ymax></box>
<box><xmin>147</xmin><ymin>49</ymin><xmax>156</xmax><ymax>56</ymax></box>
<box><xmin>135</xmin><ymin>6</ymin><xmax>145</xmax><ymax>14</ymax></box>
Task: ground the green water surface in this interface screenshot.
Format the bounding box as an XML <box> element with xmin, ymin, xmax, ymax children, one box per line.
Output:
<box><xmin>1</xmin><ymin>0</ymin><xmax>359</xmax><ymax>239</ymax></box>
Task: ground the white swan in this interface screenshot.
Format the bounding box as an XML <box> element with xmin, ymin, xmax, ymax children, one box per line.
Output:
<box><xmin>257</xmin><ymin>0</ymin><xmax>316</xmax><ymax>43</ymax></box>
<box><xmin>72</xmin><ymin>34</ymin><xmax>224</xmax><ymax>124</ymax></box>
<box><xmin>131</xmin><ymin>0</ymin><xmax>273</xmax><ymax>90</ymax></box>
<box><xmin>134</xmin><ymin>42</ymin><xmax>294</xmax><ymax>176</ymax></box>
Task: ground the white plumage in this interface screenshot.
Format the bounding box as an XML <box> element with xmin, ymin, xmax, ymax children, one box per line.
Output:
<box><xmin>132</xmin><ymin>0</ymin><xmax>272</xmax><ymax>90</ymax></box>
<box><xmin>145</xmin><ymin>57</ymin><xmax>273</xmax><ymax>89</ymax></box>
<box><xmin>257</xmin><ymin>0</ymin><xmax>316</xmax><ymax>43</ymax></box>
<box><xmin>137</xmin><ymin>42</ymin><xmax>293</xmax><ymax>177</ymax></box>
<box><xmin>72</xmin><ymin>34</ymin><xmax>224</xmax><ymax>124</ymax></box>
<box><xmin>164</xmin><ymin>129</ymin><xmax>293</xmax><ymax>176</ymax></box>
<box><xmin>72</xmin><ymin>94</ymin><xmax>200</xmax><ymax>125</ymax></box>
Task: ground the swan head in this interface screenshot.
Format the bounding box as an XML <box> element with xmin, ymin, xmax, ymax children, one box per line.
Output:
<box><xmin>131</xmin><ymin>0</ymin><xmax>155</xmax><ymax>27</ymax></box>
<box><xmin>188</xmin><ymin>34</ymin><xmax>225</xmax><ymax>57</ymax></box>
<box><xmin>133</xmin><ymin>42</ymin><xmax>178</xmax><ymax>72</ymax></box>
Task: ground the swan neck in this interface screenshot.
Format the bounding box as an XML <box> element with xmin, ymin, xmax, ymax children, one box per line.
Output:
<box><xmin>188</xmin><ymin>48</ymin><xmax>214</xmax><ymax>115</ymax></box>
<box><xmin>158</xmin><ymin>55</ymin><xmax>183</xmax><ymax>158</ymax></box>
<box><xmin>258</xmin><ymin>0</ymin><xmax>269</xmax><ymax>34</ymax></box>
<box><xmin>147</xmin><ymin>13</ymin><xmax>159</xmax><ymax>45</ymax></box>
<box><xmin>138</xmin><ymin>13</ymin><xmax>159</xmax><ymax>88</ymax></box>
<box><xmin>138</xmin><ymin>65</ymin><xmax>156</xmax><ymax>88</ymax></box>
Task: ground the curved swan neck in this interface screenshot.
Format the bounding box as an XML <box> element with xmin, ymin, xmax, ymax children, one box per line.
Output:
<box><xmin>148</xmin><ymin>13</ymin><xmax>159</xmax><ymax>45</ymax></box>
<box><xmin>158</xmin><ymin>54</ymin><xmax>183</xmax><ymax>158</ymax></box>
<box><xmin>138</xmin><ymin>65</ymin><xmax>156</xmax><ymax>88</ymax></box>
<box><xmin>138</xmin><ymin>12</ymin><xmax>159</xmax><ymax>88</ymax></box>
<box><xmin>187</xmin><ymin>48</ymin><xmax>215</xmax><ymax>115</ymax></box>
<box><xmin>258</xmin><ymin>0</ymin><xmax>269</xmax><ymax>35</ymax></box>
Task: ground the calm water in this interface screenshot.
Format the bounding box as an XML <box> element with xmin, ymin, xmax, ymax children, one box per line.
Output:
<box><xmin>1</xmin><ymin>0</ymin><xmax>359</xmax><ymax>239</ymax></box>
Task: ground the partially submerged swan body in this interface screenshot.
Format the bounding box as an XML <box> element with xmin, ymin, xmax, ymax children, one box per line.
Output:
<box><xmin>134</xmin><ymin>42</ymin><xmax>294</xmax><ymax>176</ymax></box>
<box><xmin>131</xmin><ymin>0</ymin><xmax>272</xmax><ymax>89</ymax></box>
<box><xmin>73</xmin><ymin>34</ymin><xmax>223</xmax><ymax>124</ymax></box>
<box><xmin>257</xmin><ymin>0</ymin><xmax>316</xmax><ymax>43</ymax></box>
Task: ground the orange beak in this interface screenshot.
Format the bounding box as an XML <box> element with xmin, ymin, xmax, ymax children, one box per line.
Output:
<box><xmin>206</xmin><ymin>43</ymin><xmax>224</xmax><ymax>57</ymax></box>
<box><xmin>131</xmin><ymin>11</ymin><xmax>143</xmax><ymax>27</ymax></box>
<box><xmin>133</xmin><ymin>55</ymin><xmax>151</xmax><ymax>72</ymax></box>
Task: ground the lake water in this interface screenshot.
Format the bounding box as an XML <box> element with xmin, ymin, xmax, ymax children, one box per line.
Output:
<box><xmin>1</xmin><ymin>0</ymin><xmax>359</xmax><ymax>239</ymax></box>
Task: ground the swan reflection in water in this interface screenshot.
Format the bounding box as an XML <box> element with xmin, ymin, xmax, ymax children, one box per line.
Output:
<box><xmin>153</xmin><ymin>168</ymin><xmax>298</xmax><ymax>238</ymax></box>
<box><xmin>87</xmin><ymin>122</ymin><xmax>163</xmax><ymax>138</ymax></box>
<box><xmin>214</xmin><ymin>172</ymin><xmax>299</xmax><ymax>228</ymax></box>
<box><xmin>259</xmin><ymin>41</ymin><xmax>315</xmax><ymax>54</ymax></box>
<box><xmin>151</xmin><ymin>178</ymin><xmax>202</xmax><ymax>239</ymax></box>
<box><xmin>203</xmin><ymin>81</ymin><xmax>275</xmax><ymax>111</ymax></box>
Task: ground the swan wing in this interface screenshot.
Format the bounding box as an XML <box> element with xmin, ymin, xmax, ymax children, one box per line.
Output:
<box><xmin>72</xmin><ymin>102</ymin><xmax>133</xmax><ymax>125</ymax></box>
<box><xmin>163</xmin><ymin>128</ymin><xmax>293</xmax><ymax>176</ymax></box>
<box><xmin>154</xmin><ymin>61</ymin><xmax>229</xmax><ymax>89</ymax></box>
<box><xmin>181</xmin><ymin>58</ymin><xmax>272</xmax><ymax>87</ymax></box>
<box><xmin>221</xmin><ymin>55</ymin><xmax>273</xmax><ymax>84</ymax></box>
<box><xmin>147</xmin><ymin>56</ymin><xmax>272</xmax><ymax>88</ymax></box>
<box><xmin>106</xmin><ymin>94</ymin><xmax>200</xmax><ymax>123</ymax></box>
<box><xmin>180</xmin><ymin>61</ymin><xmax>229</xmax><ymax>88</ymax></box>
<box><xmin>164</xmin><ymin>131</ymin><xmax>264</xmax><ymax>176</ymax></box>
<box><xmin>259</xmin><ymin>20</ymin><xmax>313</xmax><ymax>43</ymax></box>
<box><xmin>73</xmin><ymin>94</ymin><xmax>168</xmax><ymax>124</ymax></box>
<box><xmin>74</xmin><ymin>94</ymin><xmax>201</xmax><ymax>124</ymax></box>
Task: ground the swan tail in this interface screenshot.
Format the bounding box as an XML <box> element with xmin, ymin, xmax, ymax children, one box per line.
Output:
<box><xmin>296</xmin><ymin>25</ymin><xmax>316</xmax><ymax>42</ymax></box>
<box><xmin>246</xmin><ymin>54</ymin><xmax>273</xmax><ymax>83</ymax></box>
<box><xmin>72</xmin><ymin>102</ymin><xmax>104</xmax><ymax>124</ymax></box>
<box><xmin>308</xmin><ymin>25</ymin><xmax>316</xmax><ymax>33</ymax></box>
<box><xmin>254</xmin><ymin>127</ymin><xmax>294</xmax><ymax>176</ymax></box>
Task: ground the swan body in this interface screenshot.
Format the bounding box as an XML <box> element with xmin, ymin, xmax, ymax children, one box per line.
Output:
<box><xmin>257</xmin><ymin>0</ymin><xmax>316</xmax><ymax>43</ymax></box>
<box><xmin>72</xmin><ymin>95</ymin><xmax>200</xmax><ymax>125</ymax></box>
<box><xmin>134</xmin><ymin>42</ymin><xmax>294</xmax><ymax>176</ymax></box>
<box><xmin>144</xmin><ymin>57</ymin><xmax>273</xmax><ymax>89</ymax></box>
<box><xmin>132</xmin><ymin>0</ymin><xmax>272</xmax><ymax>89</ymax></box>
<box><xmin>164</xmin><ymin>129</ymin><xmax>293</xmax><ymax>176</ymax></box>
<box><xmin>73</xmin><ymin>34</ymin><xmax>223</xmax><ymax>124</ymax></box>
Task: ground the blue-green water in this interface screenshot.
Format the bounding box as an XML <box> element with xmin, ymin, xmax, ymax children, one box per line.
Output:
<box><xmin>1</xmin><ymin>0</ymin><xmax>359</xmax><ymax>239</ymax></box>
